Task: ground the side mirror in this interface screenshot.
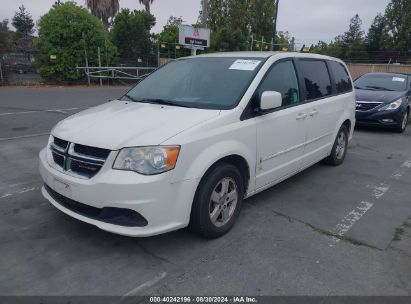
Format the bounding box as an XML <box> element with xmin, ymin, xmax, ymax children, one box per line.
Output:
<box><xmin>260</xmin><ymin>91</ymin><xmax>283</xmax><ymax>111</ymax></box>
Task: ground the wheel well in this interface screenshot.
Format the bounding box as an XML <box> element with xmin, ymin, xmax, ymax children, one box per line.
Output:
<box><xmin>342</xmin><ymin>119</ymin><xmax>352</xmax><ymax>133</ymax></box>
<box><xmin>204</xmin><ymin>155</ymin><xmax>250</xmax><ymax>194</ymax></box>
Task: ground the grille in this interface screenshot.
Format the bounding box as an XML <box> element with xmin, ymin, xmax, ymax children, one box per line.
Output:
<box><xmin>54</xmin><ymin>137</ymin><xmax>69</xmax><ymax>150</ymax></box>
<box><xmin>50</xmin><ymin>137</ymin><xmax>111</xmax><ymax>178</ymax></box>
<box><xmin>52</xmin><ymin>152</ymin><xmax>65</xmax><ymax>167</ymax></box>
<box><xmin>356</xmin><ymin>101</ymin><xmax>383</xmax><ymax>111</ymax></box>
<box><xmin>74</xmin><ymin>144</ymin><xmax>111</xmax><ymax>159</ymax></box>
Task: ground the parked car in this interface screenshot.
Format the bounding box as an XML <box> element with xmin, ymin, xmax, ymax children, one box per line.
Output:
<box><xmin>39</xmin><ymin>52</ymin><xmax>355</xmax><ymax>238</ymax></box>
<box><xmin>354</xmin><ymin>72</ymin><xmax>411</xmax><ymax>132</ymax></box>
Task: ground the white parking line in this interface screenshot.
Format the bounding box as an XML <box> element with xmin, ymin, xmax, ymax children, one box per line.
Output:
<box><xmin>392</xmin><ymin>160</ymin><xmax>411</xmax><ymax>179</ymax></box>
<box><xmin>0</xmin><ymin>107</ymin><xmax>87</xmax><ymax>117</ymax></box>
<box><xmin>373</xmin><ymin>183</ymin><xmax>390</xmax><ymax>200</ymax></box>
<box><xmin>330</xmin><ymin>158</ymin><xmax>411</xmax><ymax>246</ymax></box>
<box><xmin>0</xmin><ymin>186</ymin><xmax>39</xmax><ymax>199</ymax></box>
<box><xmin>331</xmin><ymin>201</ymin><xmax>374</xmax><ymax>244</ymax></box>
<box><xmin>121</xmin><ymin>272</ymin><xmax>167</xmax><ymax>297</ymax></box>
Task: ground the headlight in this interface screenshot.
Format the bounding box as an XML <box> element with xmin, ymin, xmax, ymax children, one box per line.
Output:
<box><xmin>113</xmin><ymin>146</ymin><xmax>180</xmax><ymax>175</ymax></box>
<box><xmin>378</xmin><ymin>99</ymin><xmax>402</xmax><ymax>111</ymax></box>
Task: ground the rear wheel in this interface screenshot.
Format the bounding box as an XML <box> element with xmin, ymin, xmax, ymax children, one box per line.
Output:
<box><xmin>396</xmin><ymin>110</ymin><xmax>408</xmax><ymax>133</ymax></box>
<box><xmin>324</xmin><ymin>125</ymin><xmax>349</xmax><ymax>166</ymax></box>
<box><xmin>190</xmin><ymin>163</ymin><xmax>244</xmax><ymax>239</ymax></box>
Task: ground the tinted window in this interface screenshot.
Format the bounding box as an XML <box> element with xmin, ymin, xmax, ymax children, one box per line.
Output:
<box><xmin>329</xmin><ymin>61</ymin><xmax>352</xmax><ymax>93</ymax></box>
<box><xmin>299</xmin><ymin>60</ymin><xmax>332</xmax><ymax>100</ymax></box>
<box><xmin>257</xmin><ymin>60</ymin><xmax>300</xmax><ymax>107</ymax></box>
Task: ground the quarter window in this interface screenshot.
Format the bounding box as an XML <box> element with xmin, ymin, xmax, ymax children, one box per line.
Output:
<box><xmin>299</xmin><ymin>60</ymin><xmax>332</xmax><ymax>100</ymax></box>
<box><xmin>329</xmin><ymin>61</ymin><xmax>352</xmax><ymax>93</ymax></box>
<box><xmin>257</xmin><ymin>60</ymin><xmax>300</xmax><ymax>107</ymax></box>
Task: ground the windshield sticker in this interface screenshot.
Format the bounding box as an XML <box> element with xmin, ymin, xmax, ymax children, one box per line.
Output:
<box><xmin>392</xmin><ymin>77</ymin><xmax>405</xmax><ymax>82</ymax></box>
<box><xmin>229</xmin><ymin>59</ymin><xmax>261</xmax><ymax>71</ymax></box>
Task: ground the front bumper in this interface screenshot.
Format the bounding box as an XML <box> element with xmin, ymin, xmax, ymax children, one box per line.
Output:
<box><xmin>39</xmin><ymin>148</ymin><xmax>198</xmax><ymax>237</ymax></box>
<box><xmin>355</xmin><ymin>109</ymin><xmax>403</xmax><ymax>128</ymax></box>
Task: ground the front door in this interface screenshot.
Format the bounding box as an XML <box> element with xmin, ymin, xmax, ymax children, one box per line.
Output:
<box><xmin>255</xmin><ymin>59</ymin><xmax>310</xmax><ymax>189</ymax></box>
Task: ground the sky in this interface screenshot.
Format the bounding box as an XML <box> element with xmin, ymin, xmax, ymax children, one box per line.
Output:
<box><xmin>0</xmin><ymin>0</ymin><xmax>391</xmax><ymax>46</ymax></box>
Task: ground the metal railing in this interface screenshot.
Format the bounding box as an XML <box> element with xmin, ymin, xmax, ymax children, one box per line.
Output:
<box><xmin>76</xmin><ymin>66</ymin><xmax>157</xmax><ymax>85</ymax></box>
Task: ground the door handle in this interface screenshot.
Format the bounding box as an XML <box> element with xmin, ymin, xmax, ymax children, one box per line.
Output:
<box><xmin>296</xmin><ymin>113</ymin><xmax>307</xmax><ymax>120</ymax></box>
<box><xmin>309</xmin><ymin>110</ymin><xmax>319</xmax><ymax>116</ymax></box>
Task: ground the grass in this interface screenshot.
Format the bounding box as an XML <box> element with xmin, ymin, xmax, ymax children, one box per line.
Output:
<box><xmin>393</xmin><ymin>217</ymin><xmax>411</xmax><ymax>242</ymax></box>
<box><xmin>394</xmin><ymin>227</ymin><xmax>405</xmax><ymax>241</ymax></box>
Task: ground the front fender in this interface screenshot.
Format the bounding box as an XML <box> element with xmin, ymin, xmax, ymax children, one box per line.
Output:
<box><xmin>185</xmin><ymin>140</ymin><xmax>254</xmax><ymax>182</ymax></box>
<box><xmin>170</xmin><ymin>120</ymin><xmax>257</xmax><ymax>194</ymax></box>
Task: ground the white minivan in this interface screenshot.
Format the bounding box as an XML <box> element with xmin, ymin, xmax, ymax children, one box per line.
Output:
<box><xmin>39</xmin><ymin>52</ymin><xmax>355</xmax><ymax>238</ymax></box>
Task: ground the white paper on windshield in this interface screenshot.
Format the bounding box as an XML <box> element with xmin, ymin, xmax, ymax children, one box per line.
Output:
<box><xmin>229</xmin><ymin>59</ymin><xmax>261</xmax><ymax>71</ymax></box>
<box><xmin>392</xmin><ymin>77</ymin><xmax>405</xmax><ymax>82</ymax></box>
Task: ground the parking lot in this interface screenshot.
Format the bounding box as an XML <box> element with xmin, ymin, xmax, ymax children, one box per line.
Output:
<box><xmin>1</xmin><ymin>86</ymin><xmax>411</xmax><ymax>296</ymax></box>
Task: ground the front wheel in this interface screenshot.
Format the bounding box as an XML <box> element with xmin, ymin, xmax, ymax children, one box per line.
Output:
<box><xmin>396</xmin><ymin>111</ymin><xmax>409</xmax><ymax>133</ymax></box>
<box><xmin>324</xmin><ymin>125</ymin><xmax>349</xmax><ymax>166</ymax></box>
<box><xmin>189</xmin><ymin>163</ymin><xmax>244</xmax><ymax>239</ymax></box>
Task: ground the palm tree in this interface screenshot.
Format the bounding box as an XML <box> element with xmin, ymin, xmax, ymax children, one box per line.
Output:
<box><xmin>85</xmin><ymin>0</ymin><xmax>119</xmax><ymax>30</ymax></box>
<box><xmin>139</xmin><ymin>0</ymin><xmax>154</xmax><ymax>13</ymax></box>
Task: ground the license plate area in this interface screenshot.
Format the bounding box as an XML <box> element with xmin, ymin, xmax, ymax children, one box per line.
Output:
<box><xmin>51</xmin><ymin>178</ymin><xmax>72</xmax><ymax>197</ymax></box>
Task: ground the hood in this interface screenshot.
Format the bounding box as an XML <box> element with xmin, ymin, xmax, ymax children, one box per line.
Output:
<box><xmin>52</xmin><ymin>100</ymin><xmax>220</xmax><ymax>150</ymax></box>
<box><xmin>355</xmin><ymin>89</ymin><xmax>405</xmax><ymax>104</ymax></box>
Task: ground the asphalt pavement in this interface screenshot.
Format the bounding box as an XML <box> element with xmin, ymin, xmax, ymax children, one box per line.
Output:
<box><xmin>0</xmin><ymin>86</ymin><xmax>410</xmax><ymax>296</ymax></box>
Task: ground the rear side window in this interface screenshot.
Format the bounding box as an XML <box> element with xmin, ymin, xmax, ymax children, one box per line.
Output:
<box><xmin>329</xmin><ymin>61</ymin><xmax>352</xmax><ymax>93</ymax></box>
<box><xmin>299</xmin><ymin>60</ymin><xmax>332</xmax><ymax>100</ymax></box>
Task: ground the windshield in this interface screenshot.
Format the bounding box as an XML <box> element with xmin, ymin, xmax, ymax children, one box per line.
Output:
<box><xmin>122</xmin><ymin>57</ymin><xmax>264</xmax><ymax>109</ymax></box>
<box><xmin>354</xmin><ymin>74</ymin><xmax>408</xmax><ymax>92</ymax></box>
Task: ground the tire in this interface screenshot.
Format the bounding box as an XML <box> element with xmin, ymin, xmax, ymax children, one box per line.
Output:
<box><xmin>324</xmin><ymin>125</ymin><xmax>349</xmax><ymax>166</ymax></box>
<box><xmin>396</xmin><ymin>110</ymin><xmax>408</xmax><ymax>133</ymax></box>
<box><xmin>189</xmin><ymin>163</ymin><xmax>244</xmax><ymax>239</ymax></box>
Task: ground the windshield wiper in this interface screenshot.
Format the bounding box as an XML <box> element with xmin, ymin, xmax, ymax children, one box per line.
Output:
<box><xmin>123</xmin><ymin>94</ymin><xmax>140</xmax><ymax>102</ymax></box>
<box><xmin>138</xmin><ymin>98</ymin><xmax>190</xmax><ymax>108</ymax></box>
<box><xmin>354</xmin><ymin>86</ymin><xmax>367</xmax><ymax>90</ymax></box>
<box><xmin>365</xmin><ymin>85</ymin><xmax>393</xmax><ymax>91</ymax></box>
<box><xmin>123</xmin><ymin>95</ymin><xmax>189</xmax><ymax>107</ymax></box>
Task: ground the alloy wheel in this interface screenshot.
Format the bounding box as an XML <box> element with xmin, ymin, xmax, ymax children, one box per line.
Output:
<box><xmin>209</xmin><ymin>177</ymin><xmax>238</xmax><ymax>227</ymax></box>
<box><xmin>402</xmin><ymin>112</ymin><xmax>408</xmax><ymax>131</ymax></box>
<box><xmin>335</xmin><ymin>132</ymin><xmax>346</xmax><ymax>160</ymax></box>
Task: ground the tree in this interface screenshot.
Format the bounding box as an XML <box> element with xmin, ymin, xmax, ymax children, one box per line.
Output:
<box><xmin>200</xmin><ymin>0</ymin><xmax>209</xmax><ymax>26</ymax></box>
<box><xmin>111</xmin><ymin>9</ymin><xmax>155</xmax><ymax>63</ymax></box>
<box><xmin>381</xmin><ymin>0</ymin><xmax>411</xmax><ymax>52</ymax></box>
<box><xmin>159</xmin><ymin>16</ymin><xmax>183</xmax><ymax>44</ymax></box>
<box><xmin>211</xmin><ymin>25</ymin><xmax>248</xmax><ymax>52</ymax></box>
<box><xmin>0</xmin><ymin>20</ymin><xmax>11</xmax><ymax>54</ymax></box>
<box><xmin>205</xmin><ymin>0</ymin><xmax>277</xmax><ymax>51</ymax></box>
<box><xmin>36</xmin><ymin>2</ymin><xmax>117</xmax><ymax>81</ymax></box>
<box><xmin>365</xmin><ymin>14</ymin><xmax>385</xmax><ymax>62</ymax></box>
<box><xmin>207</xmin><ymin>0</ymin><xmax>229</xmax><ymax>32</ymax></box>
<box><xmin>273</xmin><ymin>0</ymin><xmax>280</xmax><ymax>47</ymax></box>
<box><xmin>139</xmin><ymin>0</ymin><xmax>154</xmax><ymax>13</ymax></box>
<box><xmin>276</xmin><ymin>31</ymin><xmax>291</xmax><ymax>49</ymax></box>
<box><xmin>249</xmin><ymin>0</ymin><xmax>276</xmax><ymax>41</ymax></box>
<box><xmin>12</xmin><ymin>5</ymin><xmax>34</xmax><ymax>36</ymax></box>
<box><xmin>85</xmin><ymin>0</ymin><xmax>119</xmax><ymax>30</ymax></box>
<box><xmin>343</xmin><ymin>15</ymin><xmax>368</xmax><ymax>62</ymax></box>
